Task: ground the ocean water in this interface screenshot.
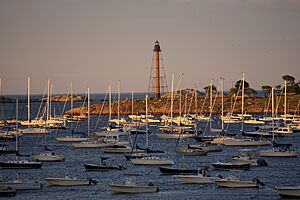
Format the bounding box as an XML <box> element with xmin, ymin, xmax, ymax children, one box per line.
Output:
<box><xmin>0</xmin><ymin>101</ymin><xmax>299</xmax><ymax>200</ymax></box>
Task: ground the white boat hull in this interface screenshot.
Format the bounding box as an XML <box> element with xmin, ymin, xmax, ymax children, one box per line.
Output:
<box><xmin>110</xmin><ymin>184</ymin><xmax>158</xmax><ymax>194</ymax></box>
<box><xmin>275</xmin><ymin>186</ymin><xmax>300</xmax><ymax>198</ymax></box>
<box><xmin>32</xmin><ymin>154</ymin><xmax>64</xmax><ymax>162</ymax></box>
<box><xmin>176</xmin><ymin>175</ymin><xmax>217</xmax><ymax>184</ymax></box>
<box><xmin>224</xmin><ymin>140</ymin><xmax>270</xmax><ymax>146</ymax></box>
<box><xmin>215</xmin><ymin>180</ymin><xmax>257</xmax><ymax>188</ymax></box>
<box><xmin>130</xmin><ymin>157</ymin><xmax>174</xmax><ymax>165</ymax></box>
<box><xmin>0</xmin><ymin>182</ymin><xmax>42</xmax><ymax>190</ymax></box>
<box><xmin>45</xmin><ymin>178</ymin><xmax>91</xmax><ymax>186</ymax></box>
<box><xmin>56</xmin><ymin>137</ymin><xmax>88</xmax><ymax>142</ymax></box>
<box><xmin>259</xmin><ymin>150</ymin><xmax>297</xmax><ymax>157</ymax></box>
<box><xmin>18</xmin><ymin>128</ymin><xmax>49</xmax><ymax>134</ymax></box>
<box><xmin>156</xmin><ymin>133</ymin><xmax>194</xmax><ymax>139</ymax></box>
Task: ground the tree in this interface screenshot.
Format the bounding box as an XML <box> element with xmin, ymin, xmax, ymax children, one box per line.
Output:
<box><xmin>203</xmin><ymin>85</ymin><xmax>217</xmax><ymax>96</ymax></box>
<box><xmin>282</xmin><ymin>75</ymin><xmax>295</xmax><ymax>86</ymax></box>
<box><xmin>235</xmin><ymin>80</ymin><xmax>250</xmax><ymax>90</ymax></box>
<box><xmin>229</xmin><ymin>79</ymin><xmax>256</xmax><ymax>97</ymax></box>
<box><xmin>282</xmin><ymin>74</ymin><xmax>300</xmax><ymax>94</ymax></box>
<box><xmin>275</xmin><ymin>84</ymin><xmax>281</xmax><ymax>96</ymax></box>
<box><xmin>261</xmin><ymin>85</ymin><xmax>272</xmax><ymax>97</ymax></box>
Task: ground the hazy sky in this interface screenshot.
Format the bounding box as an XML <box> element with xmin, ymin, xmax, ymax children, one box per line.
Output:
<box><xmin>0</xmin><ymin>0</ymin><xmax>300</xmax><ymax>94</ymax></box>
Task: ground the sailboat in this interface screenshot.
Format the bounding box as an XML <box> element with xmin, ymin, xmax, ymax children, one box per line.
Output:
<box><xmin>19</xmin><ymin>77</ymin><xmax>48</xmax><ymax>134</ymax></box>
<box><xmin>156</xmin><ymin>74</ymin><xmax>196</xmax><ymax>139</ymax></box>
<box><xmin>222</xmin><ymin>74</ymin><xmax>270</xmax><ymax>146</ymax></box>
<box><xmin>0</xmin><ymin>99</ymin><xmax>43</xmax><ymax>169</ymax></box>
<box><xmin>259</xmin><ymin>88</ymin><xmax>297</xmax><ymax>157</ymax></box>
<box><xmin>56</xmin><ymin>83</ymin><xmax>88</xmax><ymax>142</ymax></box>
<box><xmin>130</xmin><ymin>95</ymin><xmax>174</xmax><ymax>165</ymax></box>
<box><xmin>32</xmin><ymin>80</ymin><xmax>64</xmax><ymax>162</ymax></box>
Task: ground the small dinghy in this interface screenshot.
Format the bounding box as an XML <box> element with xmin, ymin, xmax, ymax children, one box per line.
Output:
<box><xmin>275</xmin><ymin>186</ymin><xmax>300</xmax><ymax>198</ymax></box>
<box><xmin>110</xmin><ymin>179</ymin><xmax>159</xmax><ymax>194</ymax></box>
<box><xmin>45</xmin><ymin>176</ymin><xmax>97</xmax><ymax>186</ymax></box>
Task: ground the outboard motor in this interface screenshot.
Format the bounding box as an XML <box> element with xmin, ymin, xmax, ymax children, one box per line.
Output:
<box><xmin>252</xmin><ymin>178</ymin><xmax>265</xmax><ymax>187</ymax></box>
<box><xmin>257</xmin><ymin>159</ymin><xmax>268</xmax><ymax>166</ymax></box>
<box><xmin>89</xmin><ymin>178</ymin><xmax>97</xmax><ymax>185</ymax></box>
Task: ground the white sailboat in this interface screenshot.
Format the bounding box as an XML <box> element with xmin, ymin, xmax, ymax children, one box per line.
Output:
<box><xmin>32</xmin><ymin>80</ymin><xmax>64</xmax><ymax>162</ymax></box>
<box><xmin>130</xmin><ymin>95</ymin><xmax>174</xmax><ymax>165</ymax></box>
<box><xmin>56</xmin><ymin>83</ymin><xmax>88</xmax><ymax>142</ymax></box>
<box><xmin>0</xmin><ymin>99</ymin><xmax>43</xmax><ymax>169</ymax></box>
<box><xmin>222</xmin><ymin>74</ymin><xmax>270</xmax><ymax>146</ymax></box>
<box><xmin>19</xmin><ymin>77</ymin><xmax>49</xmax><ymax>134</ymax></box>
<box><xmin>259</xmin><ymin>88</ymin><xmax>297</xmax><ymax>157</ymax></box>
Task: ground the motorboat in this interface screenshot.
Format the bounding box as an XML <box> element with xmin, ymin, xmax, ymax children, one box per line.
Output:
<box><xmin>45</xmin><ymin>176</ymin><xmax>97</xmax><ymax>186</ymax></box>
<box><xmin>259</xmin><ymin>148</ymin><xmax>297</xmax><ymax>157</ymax></box>
<box><xmin>212</xmin><ymin>161</ymin><xmax>250</xmax><ymax>170</ymax></box>
<box><xmin>215</xmin><ymin>175</ymin><xmax>262</xmax><ymax>188</ymax></box>
<box><xmin>110</xmin><ymin>179</ymin><xmax>158</xmax><ymax>194</ymax></box>
<box><xmin>176</xmin><ymin>169</ymin><xmax>220</xmax><ymax>184</ymax></box>
<box><xmin>175</xmin><ymin>146</ymin><xmax>208</xmax><ymax>156</ymax></box>
<box><xmin>84</xmin><ymin>157</ymin><xmax>125</xmax><ymax>171</ymax></box>
<box><xmin>130</xmin><ymin>156</ymin><xmax>174</xmax><ymax>165</ymax></box>
<box><xmin>0</xmin><ymin>180</ymin><xmax>42</xmax><ymax>190</ymax></box>
<box><xmin>274</xmin><ymin>186</ymin><xmax>300</xmax><ymax>198</ymax></box>
<box><xmin>273</xmin><ymin>127</ymin><xmax>293</xmax><ymax>136</ymax></box>
<box><xmin>188</xmin><ymin>142</ymin><xmax>223</xmax><ymax>152</ymax></box>
<box><xmin>232</xmin><ymin>149</ymin><xmax>268</xmax><ymax>166</ymax></box>
<box><xmin>32</xmin><ymin>152</ymin><xmax>65</xmax><ymax>162</ymax></box>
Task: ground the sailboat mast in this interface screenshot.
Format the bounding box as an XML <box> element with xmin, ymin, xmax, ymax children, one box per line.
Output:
<box><xmin>171</xmin><ymin>74</ymin><xmax>174</xmax><ymax>128</ymax></box>
<box><xmin>27</xmin><ymin>77</ymin><xmax>30</xmax><ymax>127</ymax></box>
<box><xmin>146</xmin><ymin>95</ymin><xmax>148</xmax><ymax>149</ymax></box>
<box><xmin>194</xmin><ymin>85</ymin><xmax>197</xmax><ymax>116</ymax></box>
<box><xmin>284</xmin><ymin>80</ymin><xmax>287</xmax><ymax>125</ymax></box>
<box><xmin>131</xmin><ymin>90</ymin><xmax>134</xmax><ymax>123</ymax></box>
<box><xmin>221</xmin><ymin>77</ymin><xmax>224</xmax><ymax>132</ymax></box>
<box><xmin>109</xmin><ymin>83</ymin><xmax>112</xmax><ymax>124</ymax></box>
<box><xmin>47</xmin><ymin>79</ymin><xmax>50</xmax><ymax>122</ymax></box>
<box><xmin>70</xmin><ymin>82</ymin><xmax>73</xmax><ymax>130</ymax></box>
<box><xmin>179</xmin><ymin>77</ymin><xmax>182</xmax><ymax>121</ymax></box>
<box><xmin>272</xmin><ymin>87</ymin><xmax>275</xmax><ymax>142</ymax></box>
<box><xmin>117</xmin><ymin>80</ymin><xmax>120</xmax><ymax>122</ymax></box>
<box><xmin>241</xmin><ymin>74</ymin><xmax>245</xmax><ymax>132</ymax></box>
<box><xmin>16</xmin><ymin>98</ymin><xmax>19</xmax><ymax>155</ymax></box>
<box><xmin>209</xmin><ymin>79</ymin><xmax>213</xmax><ymax>134</ymax></box>
<box><xmin>88</xmin><ymin>87</ymin><xmax>90</xmax><ymax>136</ymax></box>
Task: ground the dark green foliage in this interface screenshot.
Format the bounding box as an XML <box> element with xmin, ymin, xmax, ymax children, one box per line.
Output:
<box><xmin>261</xmin><ymin>85</ymin><xmax>272</xmax><ymax>97</ymax></box>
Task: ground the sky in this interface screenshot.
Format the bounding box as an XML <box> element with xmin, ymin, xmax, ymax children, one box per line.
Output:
<box><xmin>0</xmin><ymin>0</ymin><xmax>300</xmax><ymax>94</ymax></box>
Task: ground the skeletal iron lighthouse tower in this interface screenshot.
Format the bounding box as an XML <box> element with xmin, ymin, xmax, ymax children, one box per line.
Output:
<box><xmin>148</xmin><ymin>40</ymin><xmax>168</xmax><ymax>99</ymax></box>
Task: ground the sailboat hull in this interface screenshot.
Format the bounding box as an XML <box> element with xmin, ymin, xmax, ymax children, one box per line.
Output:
<box><xmin>0</xmin><ymin>161</ymin><xmax>42</xmax><ymax>169</ymax></box>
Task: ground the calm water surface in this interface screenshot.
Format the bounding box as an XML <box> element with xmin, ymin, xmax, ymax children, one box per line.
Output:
<box><xmin>0</xmin><ymin>100</ymin><xmax>299</xmax><ymax>200</ymax></box>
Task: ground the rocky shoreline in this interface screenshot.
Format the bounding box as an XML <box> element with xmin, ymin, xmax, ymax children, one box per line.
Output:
<box><xmin>66</xmin><ymin>94</ymin><xmax>300</xmax><ymax>116</ymax></box>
